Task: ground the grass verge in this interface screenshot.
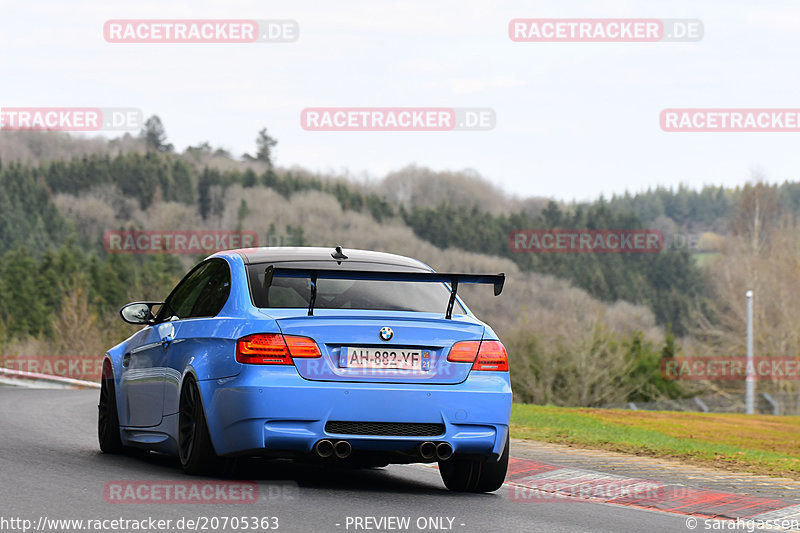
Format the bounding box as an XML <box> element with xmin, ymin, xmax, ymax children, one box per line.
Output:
<box><xmin>510</xmin><ymin>404</ymin><xmax>800</xmax><ymax>479</ymax></box>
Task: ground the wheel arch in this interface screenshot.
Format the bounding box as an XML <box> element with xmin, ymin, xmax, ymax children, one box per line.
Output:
<box><xmin>178</xmin><ymin>366</ymin><xmax>223</xmax><ymax>456</ymax></box>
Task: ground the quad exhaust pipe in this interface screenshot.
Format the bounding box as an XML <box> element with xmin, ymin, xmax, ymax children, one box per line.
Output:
<box><xmin>314</xmin><ymin>439</ymin><xmax>334</xmax><ymax>458</ymax></box>
<box><xmin>316</xmin><ymin>439</ymin><xmax>449</xmax><ymax>461</ymax></box>
<box><xmin>334</xmin><ymin>440</ymin><xmax>352</xmax><ymax>459</ymax></box>
<box><xmin>419</xmin><ymin>441</ymin><xmax>453</xmax><ymax>461</ymax></box>
<box><xmin>314</xmin><ymin>439</ymin><xmax>352</xmax><ymax>459</ymax></box>
<box><xmin>418</xmin><ymin>441</ymin><xmax>437</xmax><ymax>460</ymax></box>
<box><xmin>435</xmin><ymin>442</ymin><xmax>453</xmax><ymax>461</ymax></box>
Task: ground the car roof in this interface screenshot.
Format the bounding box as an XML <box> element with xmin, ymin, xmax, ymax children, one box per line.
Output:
<box><xmin>224</xmin><ymin>246</ymin><xmax>432</xmax><ymax>270</ymax></box>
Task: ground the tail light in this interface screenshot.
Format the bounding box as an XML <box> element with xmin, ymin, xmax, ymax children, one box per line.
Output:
<box><xmin>236</xmin><ymin>333</ymin><xmax>321</xmax><ymax>365</ymax></box>
<box><xmin>447</xmin><ymin>341</ymin><xmax>481</xmax><ymax>362</ymax></box>
<box><xmin>447</xmin><ymin>340</ymin><xmax>509</xmax><ymax>371</ymax></box>
<box><xmin>472</xmin><ymin>340</ymin><xmax>509</xmax><ymax>371</ymax></box>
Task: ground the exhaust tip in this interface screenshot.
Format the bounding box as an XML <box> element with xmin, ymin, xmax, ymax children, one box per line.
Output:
<box><xmin>436</xmin><ymin>442</ymin><xmax>453</xmax><ymax>461</ymax></box>
<box><xmin>419</xmin><ymin>441</ymin><xmax>437</xmax><ymax>460</ymax></box>
<box><xmin>334</xmin><ymin>440</ymin><xmax>352</xmax><ymax>459</ymax></box>
<box><xmin>315</xmin><ymin>439</ymin><xmax>334</xmax><ymax>458</ymax></box>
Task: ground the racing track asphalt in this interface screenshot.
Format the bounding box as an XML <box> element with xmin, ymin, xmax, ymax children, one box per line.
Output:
<box><xmin>0</xmin><ymin>388</ymin><xmax>695</xmax><ymax>533</ymax></box>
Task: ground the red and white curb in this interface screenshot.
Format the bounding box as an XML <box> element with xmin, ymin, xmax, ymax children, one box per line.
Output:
<box><xmin>0</xmin><ymin>367</ymin><xmax>100</xmax><ymax>389</ymax></box>
<box><xmin>503</xmin><ymin>457</ymin><xmax>800</xmax><ymax>529</ymax></box>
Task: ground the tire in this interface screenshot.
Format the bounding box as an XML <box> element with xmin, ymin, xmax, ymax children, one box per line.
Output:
<box><xmin>98</xmin><ymin>362</ymin><xmax>124</xmax><ymax>454</ymax></box>
<box><xmin>439</xmin><ymin>434</ymin><xmax>509</xmax><ymax>493</ymax></box>
<box><xmin>178</xmin><ymin>376</ymin><xmax>221</xmax><ymax>475</ymax></box>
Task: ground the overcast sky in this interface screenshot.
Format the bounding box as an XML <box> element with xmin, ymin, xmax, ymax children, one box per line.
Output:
<box><xmin>2</xmin><ymin>0</ymin><xmax>799</xmax><ymax>201</ymax></box>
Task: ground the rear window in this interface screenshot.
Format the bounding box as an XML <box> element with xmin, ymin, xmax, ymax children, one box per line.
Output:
<box><xmin>246</xmin><ymin>262</ymin><xmax>465</xmax><ymax>314</ymax></box>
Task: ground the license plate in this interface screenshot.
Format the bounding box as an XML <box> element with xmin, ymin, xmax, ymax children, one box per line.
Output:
<box><xmin>344</xmin><ymin>347</ymin><xmax>430</xmax><ymax>371</ymax></box>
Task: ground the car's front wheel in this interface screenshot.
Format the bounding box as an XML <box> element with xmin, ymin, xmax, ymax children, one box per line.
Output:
<box><xmin>439</xmin><ymin>434</ymin><xmax>509</xmax><ymax>492</ymax></box>
<box><xmin>178</xmin><ymin>376</ymin><xmax>221</xmax><ymax>475</ymax></box>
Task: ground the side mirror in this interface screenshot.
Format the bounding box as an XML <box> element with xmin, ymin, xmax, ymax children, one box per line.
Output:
<box><xmin>119</xmin><ymin>302</ymin><xmax>163</xmax><ymax>325</ymax></box>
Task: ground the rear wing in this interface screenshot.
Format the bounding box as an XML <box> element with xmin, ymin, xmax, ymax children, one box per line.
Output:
<box><xmin>264</xmin><ymin>266</ymin><xmax>505</xmax><ymax>319</ymax></box>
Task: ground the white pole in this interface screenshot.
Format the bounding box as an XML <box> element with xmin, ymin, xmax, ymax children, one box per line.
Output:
<box><xmin>746</xmin><ymin>290</ymin><xmax>755</xmax><ymax>415</ymax></box>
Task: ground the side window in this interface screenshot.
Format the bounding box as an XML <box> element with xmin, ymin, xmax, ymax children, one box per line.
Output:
<box><xmin>189</xmin><ymin>261</ymin><xmax>231</xmax><ymax>318</ymax></box>
<box><xmin>159</xmin><ymin>261</ymin><xmax>220</xmax><ymax>321</ymax></box>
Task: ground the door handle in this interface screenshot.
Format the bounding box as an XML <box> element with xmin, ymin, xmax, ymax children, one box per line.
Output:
<box><xmin>161</xmin><ymin>335</ymin><xmax>174</xmax><ymax>348</ymax></box>
<box><xmin>122</xmin><ymin>352</ymin><xmax>131</xmax><ymax>367</ymax></box>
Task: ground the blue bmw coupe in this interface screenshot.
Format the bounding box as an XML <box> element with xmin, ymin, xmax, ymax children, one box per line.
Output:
<box><xmin>99</xmin><ymin>247</ymin><xmax>512</xmax><ymax>492</ymax></box>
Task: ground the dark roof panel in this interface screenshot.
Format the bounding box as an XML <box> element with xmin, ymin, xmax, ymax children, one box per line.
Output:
<box><xmin>229</xmin><ymin>246</ymin><xmax>431</xmax><ymax>270</ymax></box>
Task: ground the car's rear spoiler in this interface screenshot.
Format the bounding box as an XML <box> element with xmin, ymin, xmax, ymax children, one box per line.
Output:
<box><xmin>264</xmin><ymin>266</ymin><xmax>505</xmax><ymax>319</ymax></box>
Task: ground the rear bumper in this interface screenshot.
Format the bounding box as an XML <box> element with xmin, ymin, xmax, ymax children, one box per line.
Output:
<box><xmin>198</xmin><ymin>366</ymin><xmax>511</xmax><ymax>459</ymax></box>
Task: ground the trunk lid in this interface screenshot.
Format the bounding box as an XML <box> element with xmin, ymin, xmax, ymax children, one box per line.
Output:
<box><xmin>264</xmin><ymin>309</ymin><xmax>484</xmax><ymax>384</ymax></box>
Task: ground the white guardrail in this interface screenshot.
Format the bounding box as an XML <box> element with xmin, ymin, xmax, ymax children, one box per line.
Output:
<box><xmin>0</xmin><ymin>367</ymin><xmax>101</xmax><ymax>389</ymax></box>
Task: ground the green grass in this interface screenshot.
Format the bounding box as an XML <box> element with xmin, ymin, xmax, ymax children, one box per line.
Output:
<box><xmin>693</xmin><ymin>251</ymin><xmax>722</xmax><ymax>267</ymax></box>
<box><xmin>510</xmin><ymin>404</ymin><xmax>800</xmax><ymax>479</ymax></box>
